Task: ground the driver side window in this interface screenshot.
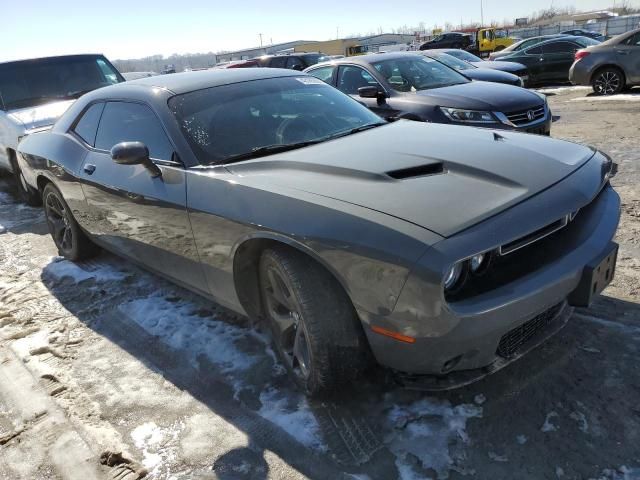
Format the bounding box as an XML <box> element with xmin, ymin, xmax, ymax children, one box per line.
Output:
<box><xmin>94</xmin><ymin>102</ymin><xmax>174</xmax><ymax>161</ymax></box>
<box><xmin>336</xmin><ymin>66</ymin><xmax>381</xmax><ymax>95</ymax></box>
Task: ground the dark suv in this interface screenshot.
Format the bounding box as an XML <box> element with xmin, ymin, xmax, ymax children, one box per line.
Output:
<box><xmin>0</xmin><ymin>54</ymin><xmax>124</xmax><ymax>203</ymax></box>
<box><xmin>256</xmin><ymin>53</ymin><xmax>330</xmax><ymax>70</ymax></box>
<box><xmin>420</xmin><ymin>33</ymin><xmax>472</xmax><ymax>50</ymax></box>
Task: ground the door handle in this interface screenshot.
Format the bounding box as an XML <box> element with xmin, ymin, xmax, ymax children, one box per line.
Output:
<box><xmin>83</xmin><ymin>164</ymin><xmax>96</xmax><ymax>175</ymax></box>
<box><xmin>616</xmin><ymin>50</ymin><xmax>630</xmax><ymax>55</ymax></box>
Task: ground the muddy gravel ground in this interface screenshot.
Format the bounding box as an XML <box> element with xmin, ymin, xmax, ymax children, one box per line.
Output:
<box><xmin>0</xmin><ymin>85</ymin><xmax>639</xmax><ymax>480</ymax></box>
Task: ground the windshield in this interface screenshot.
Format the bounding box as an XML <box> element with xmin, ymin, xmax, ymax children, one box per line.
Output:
<box><xmin>303</xmin><ymin>54</ymin><xmax>330</xmax><ymax>66</ymax></box>
<box><xmin>169</xmin><ymin>76</ymin><xmax>384</xmax><ymax>165</ymax></box>
<box><xmin>428</xmin><ymin>53</ymin><xmax>475</xmax><ymax>71</ymax></box>
<box><xmin>372</xmin><ymin>57</ymin><xmax>469</xmax><ymax>92</ymax></box>
<box><xmin>445</xmin><ymin>49</ymin><xmax>483</xmax><ymax>63</ymax></box>
<box><xmin>0</xmin><ymin>56</ymin><xmax>122</xmax><ymax>110</ymax></box>
<box><xmin>575</xmin><ymin>36</ymin><xmax>601</xmax><ymax>47</ymax></box>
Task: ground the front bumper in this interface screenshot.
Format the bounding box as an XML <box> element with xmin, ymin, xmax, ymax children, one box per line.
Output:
<box><xmin>360</xmin><ymin>180</ymin><xmax>620</xmax><ymax>380</ymax></box>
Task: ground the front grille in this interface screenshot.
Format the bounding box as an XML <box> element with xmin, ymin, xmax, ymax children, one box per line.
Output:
<box><xmin>500</xmin><ymin>215</ymin><xmax>569</xmax><ymax>255</ymax></box>
<box><xmin>505</xmin><ymin>105</ymin><xmax>545</xmax><ymax>125</ymax></box>
<box><xmin>497</xmin><ymin>303</ymin><xmax>564</xmax><ymax>358</ymax></box>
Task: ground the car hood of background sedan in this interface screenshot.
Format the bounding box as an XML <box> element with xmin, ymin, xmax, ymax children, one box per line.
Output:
<box><xmin>472</xmin><ymin>60</ymin><xmax>526</xmax><ymax>73</ymax></box>
<box><xmin>8</xmin><ymin>100</ymin><xmax>75</xmax><ymax>131</ymax></box>
<box><xmin>460</xmin><ymin>68</ymin><xmax>520</xmax><ymax>85</ymax></box>
<box><xmin>227</xmin><ymin>121</ymin><xmax>595</xmax><ymax>237</ymax></box>
<box><xmin>414</xmin><ymin>81</ymin><xmax>540</xmax><ymax>112</ymax></box>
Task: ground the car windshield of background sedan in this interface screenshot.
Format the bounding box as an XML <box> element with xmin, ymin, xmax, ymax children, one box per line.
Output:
<box><xmin>428</xmin><ymin>52</ymin><xmax>475</xmax><ymax>71</ymax></box>
<box><xmin>372</xmin><ymin>57</ymin><xmax>469</xmax><ymax>92</ymax></box>
<box><xmin>444</xmin><ymin>49</ymin><xmax>484</xmax><ymax>63</ymax></box>
<box><xmin>169</xmin><ymin>76</ymin><xmax>385</xmax><ymax>165</ymax></box>
<box><xmin>0</xmin><ymin>57</ymin><xmax>121</xmax><ymax>110</ymax></box>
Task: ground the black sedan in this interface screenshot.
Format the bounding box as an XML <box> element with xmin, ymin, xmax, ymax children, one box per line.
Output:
<box><xmin>305</xmin><ymin>53</ymin><xmax>550</xmax><ymax>134</ymax></box>
<box><xmin>493</xmin><ymin>36</ymin><xmax>601</xmax><ymax>84</ymax></box>
<box><xmin>436</xmin><ymin>49</ymin><xmax>529</xmax><ymax>80</ymax></box>
<box><xmin>16</xmin><ymin>69</ymin><xmax>619</xmax><ymax>396</ymax></box>
<box><xmin>420</xmin><ymin>51</ymin><xmax>523</xmax><ymax>86</ymax></box>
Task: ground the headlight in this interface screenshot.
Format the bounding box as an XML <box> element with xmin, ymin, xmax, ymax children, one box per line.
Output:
<box><xmin>444</xmin><ymin>262</ymin><xmax>465</xmax><ymax>291</ymax></box>
<box><xmin>440</xmin><ymin>107</ymin><xmax>498</xmax><ymax>124</ymax></box>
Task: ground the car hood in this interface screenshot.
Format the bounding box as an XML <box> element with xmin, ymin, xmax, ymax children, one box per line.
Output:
<box><xmin>413</xmin><ymin>81</ymin><xmax>541</xmax><ymax>111</ymax></box>
<box><xmin>462</xmin><ymin>68</ymin><xmax>519</xmax><ymax>84</ymax></box>
<box><xmin>227</xmin><ymin>121</ymin><xmax>595</xmax><ymax>237</ymax></box>
<box><xmin>7</xmin><ymin>100</ymin><xmax>75</xmax><ymax>131</ymax></box>
<box><xmin>472</xmin><ymin>60</ymin><xmax>526</xmax><ymax>72</ymax></box>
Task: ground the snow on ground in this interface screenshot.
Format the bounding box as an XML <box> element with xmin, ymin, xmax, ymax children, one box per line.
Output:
<box><xmin>384</xmin><ymin>397</ymin><xmax>482</xmax><ymax>479</ymax></box>
<box><xmin>541</xmin><ymin>411</ymin><xmax>559</xmax><ymax>432</ymax></box>
<box><xmin>131</xmin><ymin>421</ymin><xmax>185</xmax><ymax>477</ymax></box>
<box><xmin>119</xmin><ymin>292</ymin><xmax>328</xmax><ymax>451</ymax></box>
<box><xmin>571</xmin><ymin>93</ymin><xmax>640</xmax><ymax>102</ymax></box>
<box><xmin>535</xmin><ymin>85</ymin><xmax>591</xmax><ymax>94</ymax></box>
<box><xmin>258</xmin><ymin>387</ymin><xmax>326</xmax><ymax>450</ymax></box>
<box><xmin>44</xmin><ymin>256</ymin><xmax>129</xmax><ymax>283</ymax></box>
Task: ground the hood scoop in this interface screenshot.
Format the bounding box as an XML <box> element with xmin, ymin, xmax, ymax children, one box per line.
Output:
<box><xmin>387</xmin><ymin>163</ymin><xmax>445</xmax><ymax>180</ymax></box>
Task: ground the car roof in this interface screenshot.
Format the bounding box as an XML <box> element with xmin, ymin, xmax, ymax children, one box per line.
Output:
<box><xmin>311</xmin><ymin>52</ymin><xmax>424</xmax><ymax>67</ymax></box>
<box><xmin>110</xmin><ymin>68</ymin><xmax>304</xmax><ymax>94</ymax></box>
<box><xmin>0</xmin><ymin>53</ymin><xmax>108</xmax><ymax>66</ymax></box>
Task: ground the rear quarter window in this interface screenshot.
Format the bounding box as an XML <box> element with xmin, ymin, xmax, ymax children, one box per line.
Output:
<box><xmin>72</xmin><ymin>102</ymin><xmax>105</xmax><ymax>146</ymax></box>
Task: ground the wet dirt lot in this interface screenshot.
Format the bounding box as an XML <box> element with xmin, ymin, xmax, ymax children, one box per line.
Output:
<box><xmin>0</xmin><ymin>85</ymin><xmax>639</xmax><ymax>480</ymax></box>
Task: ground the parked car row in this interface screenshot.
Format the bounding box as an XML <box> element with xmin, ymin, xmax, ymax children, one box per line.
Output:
<box><xmin>13</xmin><ymin>68</ymin><xmax>620</xmax><ymax>396</ymax></box>
<box><xmin>305</xmin><ymin>53</ymin><xmax>551</xmax><ymax>134</ymax></box>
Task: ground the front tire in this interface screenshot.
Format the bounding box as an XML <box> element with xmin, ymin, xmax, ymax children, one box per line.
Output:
<box><xmin>259</xmin><ymin>247</ymin><xmax>371</xmax><ymax>397</ymax></box>
<box><xmin>592</xmin><ymin>67</ymin><xmax>624</xmax><ymax>95</ymax></box>
<box><xmin>42</xmin><ymin>183</ymin><xmax>99</xmax><ymax>261</ymax></box>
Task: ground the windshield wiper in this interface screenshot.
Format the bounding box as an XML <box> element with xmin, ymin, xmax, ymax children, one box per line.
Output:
<box><xmin>223</xmin><ymin>139</ymin><xmax>323</xmax><ymax>164</ymax></box>
<box><xmin>324</xmin><ymin>122</ymin><xmax>387</xmax><ymax>141</ymax></box>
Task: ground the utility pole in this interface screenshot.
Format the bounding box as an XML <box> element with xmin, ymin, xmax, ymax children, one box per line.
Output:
<box><xmin>480</xmin><ymin>0</ymin><xmax>484</xmax><ymax>26</ymax></box>
<box><xmin>259</xmin><ymin>33</ymin><xmax>263</xmax><ymax>47</ymax></box>
<box><xmin>336</xmin><ymin>26</ymin><xmax>339</xmax><ymax>39</ymax></box>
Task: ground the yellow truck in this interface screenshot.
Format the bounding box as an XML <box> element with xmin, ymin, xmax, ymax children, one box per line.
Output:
<box><xmin>463</xmin><ymin>27</ymin><xmax>517</xmax><ymax>56</ymax></box>
<box><xmin>294</xmin><ymin>39</ymin><xmax>367</xmax><ymax>57</ymax></box>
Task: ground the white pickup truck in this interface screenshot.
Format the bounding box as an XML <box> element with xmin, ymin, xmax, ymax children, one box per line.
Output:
<box><xmin>0</xmin><ymin>54</ymin><xmax>123</xmax><ymax>204</ymax></box>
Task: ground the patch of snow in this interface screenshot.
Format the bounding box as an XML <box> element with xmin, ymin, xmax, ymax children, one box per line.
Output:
<box><xmin>535</xmin><ymin>86</ymin><xmax>591</xmax><ymax>94</ymax></box>
<box><xmin>596</xmin><ymin>466</ymin><xmax>640</xmax><ymax>480</ymax></box>
<box><xmin>516</xmin><ymin>434</ymin><xmax>527</xmax><ymax>445</ymax></box>
<box><xmin>570</xmin><ymin>411</ymin><xmax>588</xmax><ymax>433</ymax></box>
<box><xmin>120</xmin><ymin>295</ymin><xmax>256</xmax><ymax>378</ymax></box>
<box><xmin>474</xmin><ymin>394</ymin><xmax>486</xmax><ymax>405</ymax></box>
<box><xmin>131</xmin><ymin>421</ymin><xmax>183</xmax><ymax>477</ymax></box>
<box><xmin>556</xmin><ymin>466</ymin><xmax>565</xmax><ymax>477</ymax></box>
<box><xmin>44</xmin><ymin>257</ymin><xmax>127</xmax><ymax>283</ymax></box>
<box><xmin>258</xmin><ymin>387</ymin><xmax>326</xmax><ymax>450</ymax></box>
<box><xmin>488</xmin><ymin>451</ymin><xmax>508</xmax><ymax>462</ymax></box>
<box><xmin>386</xmin><ymin>398</ymin><xmax>482</xmax><ymax>479</ymax></box>
<box><xmin>570</xmin><ymin>94</ymin><xmax>640</xmax><ymax>102</ymax></box>
<box><xmin>541</xmin><ymin>411</ymin><xmax>559</xmax><ymax>432</ymax></box>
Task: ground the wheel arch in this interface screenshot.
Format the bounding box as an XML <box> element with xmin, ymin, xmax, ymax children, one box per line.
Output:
<box><xmin>231</xmin><ymin>233</ymin><xmax>357</xmax><ymax>323</ymax></box>
<box><xmin>590</xmin><ymin>64</ymin><xmax>627</xmax><ymax>85</ymax></box>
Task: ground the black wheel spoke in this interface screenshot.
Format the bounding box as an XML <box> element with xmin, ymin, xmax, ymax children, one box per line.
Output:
<box><xmin>292</xmin><ymin>325</ymin><xmax>310</xmax><ymax>378</ymax></box>
<box><xmin>267</xmin><ymin>268</ymin><xmax>296</xmax><ymax>311</ymax></box>
<box><xmin>49</xmin><ymin>217</ymin><xmax>66</xmax><ymax>240</ymax></box>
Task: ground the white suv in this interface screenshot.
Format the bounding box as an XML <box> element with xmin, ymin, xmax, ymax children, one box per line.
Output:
<box><xmin>0</xmin><ymin>54</ymin><xmax>123</xmax><ymax>204</ymax></box>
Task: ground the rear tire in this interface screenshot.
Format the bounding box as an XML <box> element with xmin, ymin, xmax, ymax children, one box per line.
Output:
<box><xmin>10</xmin><ymin>153</ymin><xmax>41</xmax><ymax>206</ymax></box>
<box><xmin>592</xmin><ymin>67</ymin><xmax>625</xmax><ymax>95</ymax></box>
<box><xmin>42</xmin><ymin>183</ymin><xmax>99</xmax><ymax>261</ymax></box>
<box><xmin>259</xmin><ymin>247</ymin><xmax>371</xmax><ymax>397</ymax></box>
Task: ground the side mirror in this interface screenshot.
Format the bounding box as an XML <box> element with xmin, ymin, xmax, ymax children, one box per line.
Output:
<box><xmin>110</xmin><ymin>141</ymin><xmax>162</xmax><ymax>178</ymax></box>
<box><xmin>291</xmin><ymin>64</ymin><xmax>304</xmax><ymax>71</ymax></box>
<box><xmin>358</xmin><ymin>86</ymin><xmax>382</xmax><ymax>99</ymax></box>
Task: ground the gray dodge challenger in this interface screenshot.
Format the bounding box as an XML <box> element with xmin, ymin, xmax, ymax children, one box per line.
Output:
<box><xmin>16</xmin><ymin>69</ymin><xmax>620</xmax><ymax>396</ymax></box>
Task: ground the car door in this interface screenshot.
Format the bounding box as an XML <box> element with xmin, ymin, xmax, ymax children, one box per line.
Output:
<box><xmin>539</xmin><ymin>41</ymin><xmax>580</xmax><ymax>82</ymax></box>
<box><xmin>76</xmin><ymin>100</ymin><xmax>208</xmax><ymax>292</ymax></box>
<box><xmin>335</xmin><ymin>65</ymin><xmax>399</xmax><ymax>120</ymax></box>
<box><xmin>618</xmin><ymin>32</ymin><xmax>640</xmax><ymax>83</ymax></box>
<box><xmin>519</xmin><ymin>44</ymin><xmax>547</xmax><ymax>82</ymax></box>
